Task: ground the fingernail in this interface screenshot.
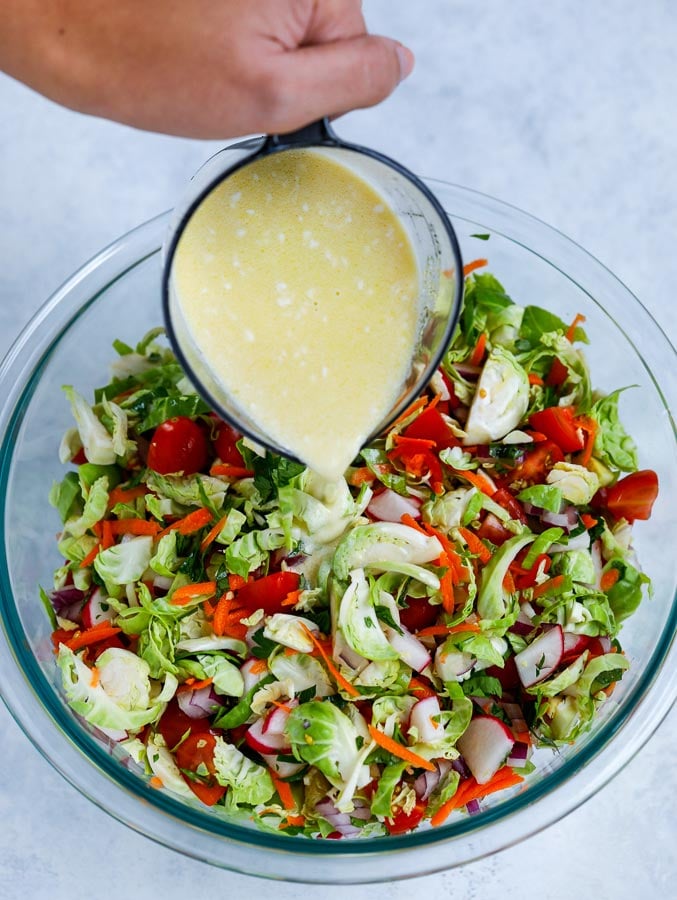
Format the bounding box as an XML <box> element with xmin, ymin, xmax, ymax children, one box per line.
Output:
<box><xmin>396</xmin><ymin>44</ymin><xmax>415</xmax><ymax>82</ymax></box>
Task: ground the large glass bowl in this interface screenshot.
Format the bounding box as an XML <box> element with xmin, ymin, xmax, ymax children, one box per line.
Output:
<box><xmin>0</xmin><ymin>182</ymin><xmax>674</xmax><ymax>883</ymax></box>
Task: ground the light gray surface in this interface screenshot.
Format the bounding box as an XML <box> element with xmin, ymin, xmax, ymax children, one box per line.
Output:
<box><xmin>0</xmin><ymin>1</ymin><xmax>675</xmax><ymax>897</ymax></box>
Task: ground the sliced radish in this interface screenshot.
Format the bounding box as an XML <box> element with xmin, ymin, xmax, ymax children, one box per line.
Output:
<box><xmin>245</xmin><ymin>717</ymin><xmax>291</xmax><ymax>755</ymax></box>
<box><xmin>82</xmin><ymin>589</ymin><xmax>115</xmax><ymax>629</ymax></box>
<box><xmin>562</xmin><ymin>631</ymin><xmax>589</xmax><ymax>661</ymax></box>
<box><xmin>240</xmin><ymin>658</ymin><xmax>268</xmax><ymax>693</ymax></box>
<box><xmin>456</xmin><ymin>715</ymin><xmax>515</xmax><ymax>784</ymax></box>
<box><xmin>383</xmin><ymin>624</ymin><xmax>431</xmax><ymax>673</ymax></box>
<box><xmin>367</xmin><ymin>489</ymin><xmax>421</xmax><ymax>523</ymax></box>
<box><xmin>262</xmin><ymin>698</ymin><xmax>298</xmax><ymax>736</ymax></box>
<box><xmin>409</xmin><ymin>696</ymin><xmax>444</xmax><ymax>743</ymax></box>
<box><xmin>434</xmin><ymin>645</ymin><xmax>474</xmax><ymax>681</ymax></box>
<box><xmin>261</xmin><ymin>754</ymin><xmax>305</xmax><ymax>778</ymax></box>
<box><xmin>514</xmin><ymin>625</ymin><xmax>564</xmax><ymax>688</ymax></box>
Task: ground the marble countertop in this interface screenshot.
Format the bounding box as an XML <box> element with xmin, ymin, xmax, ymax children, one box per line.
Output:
<box><xmin>0</xmin><ymin>2</ymin><xmax>674</xmax><ymax>897</ymax></box>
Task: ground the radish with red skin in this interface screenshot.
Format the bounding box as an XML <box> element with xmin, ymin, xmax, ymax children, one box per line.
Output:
<box><xmin>81</xmin><ymin>589</ymin><xmax>115</xmax><ymax>629</ymax></box>
<box><xmin>383</xmin><ymin>624</ymin><xmax>431</xmax><ymax>673</ymax></box>
<box><xmin>515</xmin><ymin>625</ymin><xmax>564</xmax><ymax>688</ymax></box>
<box><xmin>245</xmin><ymin>717</ymin><xmax>291</xmax><ymax>755</ymax></box>
<box><xmin>261</xmin><ymin>753</ymin><xmax>305</xmax><ymax>778</ymax></box>
<box><xmin>367</xmin><ymin>488</ymin><xmax>421</xmax><ymax>522</ymax></box>
<box><xmin>408</xmin><ymin>696</ymin><xmax>444</xmax><ymax>743</ymax></box>
<box><xmin>456</xmin><ymin>715</ymin><xmax>515</xmax><ymax>784</ymax></box>
<box><xmin>262</xmin><ymin>698</ymin><xmax>298</xmax><ymax>736</ymax></box>
<box><xmin>240</xmin><ymin>658</ymin><xmax>268</xmax><ymax>693</ymax></box>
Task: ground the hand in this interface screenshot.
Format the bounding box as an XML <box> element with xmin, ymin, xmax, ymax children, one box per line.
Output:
<box><xmin>1</xmin><ymin>0</ymin><xmax>414</xmax><ymax>138</ymax></box>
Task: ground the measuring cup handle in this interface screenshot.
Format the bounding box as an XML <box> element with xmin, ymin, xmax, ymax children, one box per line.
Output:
<box><xmin>263</xmin><ymin>117</ymin><xmax>339</xmax><ymax>150</ymax></box>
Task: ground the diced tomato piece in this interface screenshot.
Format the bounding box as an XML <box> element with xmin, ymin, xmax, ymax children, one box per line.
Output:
<box><xmin>529</xmin><ymin>407</ymin><xmax>585</xmax><ymax>453</ymax></box>
<box><xmin>545</xmin><ymin>357</ymin><xmax>569</xmax><ymax>387</ymax></box>
<box><xmin>175</xmin><ymin>732</ymin><xmax>227</xmax><ymax>806</ymax></box>
<box><xmin>385</xmin><ymin>799</ymin><xmax>427</xmax><ymax>834</ymax></box>
<box><xmin>404</xmin><ymin>406</ymin><xmax>460</xmax><ymax>450</ymax></box>
<box><xmin>594</xmin><ymin>469</ymin><xmax>659</xmax><ymax>523</ymax></box>
<box><xmin>71</xmin><ymin>447</ymin><xmax>88</xmax><ymax>465</ymax></box>
<box><xmin>157</xmin><ymin>698</ymin><xmax>213</xmax><ymax>749</ymax></box>
<box><xmin>491</xmin><ymin>488</ymin><xmax>527</xmax><ymax>523</ymax></box>
<box><xmin>399</xmin><ymin>596</ymin><xmax>440</xmax><ymax>632</ymax></box>
<box><xmin>509</xmin><ymin>441</ymin><xmax>564</xmax><ymax>485</ymax></box>
<box><xmin>236</xmin><ymin>571</ymin><xmax>301</xmax><ymax>615</ymax></box>
<box><xmin>477</xmin><ymin>512</ymin><xmax>513</xmax><ymax>546</ymax></box>
<box><xmin>89</xmin><ymin>634</ymin><xmax>126</xmax><ymax>661</ymax></box>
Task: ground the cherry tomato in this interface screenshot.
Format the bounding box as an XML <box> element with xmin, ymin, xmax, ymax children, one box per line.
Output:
<box><xmin>477</xmin><ymin>512</ymin><xmax>513</xmax><ymax>547</ymax></box>
<box><xmin>509</xmin><ymin>441</ymin><xmax>564</xmax><ymax>486</ymax></box>
<box><xmin>403</xmin><ymin>406</ymin><xmax>460</xmax><ymax>450</ymax></box>
<box><xmin>595</xmin><ymin>469</ymin><xmax>659</xmax><ymax>523</ymax></box>
<box><xmin>399</xmin><ymin>596</ymin><xmax>440</xmax><ymax>632</ymax></box>
<box><xmin>384</xmin><ymin>799</ymin><xmax>427</xmax><ymax>834</ymax></box>
<box><xmin>214</xmin><ymin>420</ymin><xmax>246</xmax><ymax>467</ymax></box>
<box><xmin>236</xmin><ymin>571</ymin><xmax>301</xmax><ymax>615</ymax></box>
<box><xmin>157</xmin><ymin>698</ymin><xmax>212</xmax><ymax>749</ymax></box>
<box><xmin>175</xmin><ymin>732</ymin><xmax>227</xmax><ymax>806</ymax></box>
<box><xmin>147</xmin><ymin>417</ymin><xmax>210</xmax><ymax>475</ymax></box>
<box><xmin>491</xmin><ymin>488</ymin><xmax>527</xmax><ymax>523</ymax></box>
<box><xmin>529</xmin><ymin>406</ymin><xmax>584</xmax><ymax>453</ymax></box>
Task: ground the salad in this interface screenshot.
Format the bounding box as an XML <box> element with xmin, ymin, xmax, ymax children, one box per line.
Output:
<box><xmin>43</xmin><ymin>261</ymin><xmax>659</xmax><ymax>838</ymax></box>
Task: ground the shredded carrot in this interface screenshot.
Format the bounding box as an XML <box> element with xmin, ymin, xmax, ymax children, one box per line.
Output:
<box><xmin>577</xmin><ymin>416</ymin><xmax>597</xmax><ymax>467</ymax></box>
<box><xmin>108</xmin><ymin>485</ymin><xmax>147</xmax><ymax>507</ymax></box>
<box><xmin>149</xmin><ymin>776</ymin><xmax>164</xmax><ymax>789</ymax></box>
<box><xmin>301</xmin><ymin>624</ymin><xmax>359</xmax><ymax>697</ymax></box>
<box><xmin>367</xmin><ymin>725</ymin><xmax>435</xmax><ymax>772</ymax></box>
<box><xmin>439</xmin><ymin>569</ymin><xmax>455</xmax><ymax>614</ymax></box>
<box><xmin>463</xmin><ymin>258</ymin><xmax>489</xmax><ymax>277</ymax></box>
<box><xmin>188</xmin><ymin>677</ymin><xmax>214</xmax><ymax>691</ymax></box>
<box><xmin>581</xmin><ymin>513</ymin><xmax>598</xmax><ymax>529</ymax></box>
<box><xmin>415</xmin><ymin>625</ymin><xmax>457</xmax><ymax>637</ymax></box>
<box><xmin>514</xmin><ymin>730</ymin><xmax>532</xmax><ymax>746</ymax></box>
<box><xmin>270</xmin><ymin>772</ymin><xmax>297</xmax><ymax>811</ymax></box>
<box><xmin>408</xmin><ymin>676</ymin><xmax>437</xmax><ymax>699</ymax></box>
<box><xmin>209</xmin><ymin>464</ymin><xmax>255</xmax><ymax>478</ymax></box>
<box><xmin>228</xmin><ymin>574</ymin><xmax>247</xmax><ymax>591</ymax></box>
<box><xmin>528</xmin><ymin>372</ymin><xmax>544</xmax><ymax>386</ymax></box>
<box><xmin>109</xmin><ymin>518</ymin><xmax>160</xmax><ymax>537</ymax></box>
<box><xmin>532</xmin><ymin>574</ymin><xmax>566</xmax><ymax>599</ymax></box>
<box><xmin>89</xmin><ymin>666</ymin><xmax>100</xmax><ymax>688</ymax></box>
<box><xmin>600</xmin><ymin>568</ymin><xmax>620</xmax><ymax>592</ymax></box>
<box><xmin>391</xmin><ymin>434</ymin><xmax>437</xmax><ymax>450</ymax></box>
<box><xmin>400</xmin><ymin>512</ymin><xmax>427</xmax><ymax>534</ymax></box>
<box><xmin>347</xmin><ymin>467</ymin><xmax>377</xmax><ymax>487</ymax></box>
<box><xmin>469</xmin><ymin>331</ymin><xmax>487</xmax><ymax>367</ymax></box>
<box><xmin>169</xmin><ymin>581</ymin><xmax>217</xmax><ymax>606</ymax></box>
<box><xmin>158</xmin><ymin>507</ymin><xmax>213</xmax><ymax>539</ymax></box>
<box><xmin>202</xmin><ymin>599</ymin><xmax>216</xmax><ymax>618</ymax></box>
<box><xmin>283</xmin><ymin>646</ymin><xmax>300</xmax><ymax>657</ymax></box>
<box><xmin>451</xmin><ymin>468</ymin><xmax>496</xmax><ymax>498</ymax></box>
<box><xmin>566</xmin><ymin>312</ymin><xmax>586</xmax><ymax>343</ymax></box>
<box><xmin>389</xmin><ymin>394</ymin><xmax>429</xmax><ymax>430</ymax></box>
<box><xmin>79</xmin><ymin>543</ymin><xmax>101</xmax><ymax>569</ymax></box>
<box><xmin>447</xmin><ymin>621</ymin><xmax>482</xmax><ymax>635</ymax></box>
<box><xmin>421</xmin><ymin>522</ymin><xmax>467</xmax><ymax>582</ymax></box>
<box><xmin>250</xmin><ymin>658</ymin><xmax>269</xmax><ymax>674</ymax></box>
<box><xmin>200</xmin><ymin>514</ymin><xmax>228</xmax><ymax>552</ymax></box>
<box><xmin>101</xmin><ymin>520</ymin><xmax>115</xmax><ymax>550</ymax></box>
<box><xmin>280</xmin><ymin>815</ymin><xmax>305</xmax><ymax>829</ymax></box>
<box><xmin>212</xmin><ymin>594</ymin><xmax>245</xmax><ymax>637</ymax></box>
<box><xmin>65</xmin><ymin>623</ymin><xmax>122</xmax><ymax>651</ymax></box>
<box><xmin>503</xmin><ymin>571</ymin><xmax>516</xmax><ymax>593</ymax></box>
<box><xmin>430</xmin><ymin>767</ymin><xmax>524</xmax><ymax>826</ymax></box>
<box><xmin>457</xmin><ymin>527</ymin><xmax>492</xmax><ymax>564</ymax></box>
<box><xmin>281</xmin><ymin>589</ymin><xmax>303</xmax><ymax>607</ymax></box>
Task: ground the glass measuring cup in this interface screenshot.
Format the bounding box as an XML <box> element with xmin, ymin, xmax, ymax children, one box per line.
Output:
<box><xmin>162</xmin><ymin>118</ymin><xmax>464</xmax><ymax>462</ymax></box>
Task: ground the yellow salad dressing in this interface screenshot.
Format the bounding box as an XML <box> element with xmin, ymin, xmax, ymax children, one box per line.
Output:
<box><xmin>172</xmin><ymin>149</ymin><xmax>420</xmax><ymax>480</ymax></box>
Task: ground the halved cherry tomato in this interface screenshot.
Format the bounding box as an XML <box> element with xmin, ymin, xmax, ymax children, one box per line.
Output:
<box><xmin>403</xmin><ymin>406</ymin><xmax>460</xmax><ymax>450</ymax></box>
<box><xmin>509</xmin><ymin>441</ymin><xmax>564</xmax><ymax>486</ymax></box>
<box><xmin>545</xmin><ymin>357</ymin><xmax>569</xmax><ymax>387</ymax></box>
<box><xmin>477</xmin><ymin>512</ymin><xmax>513</xmax><ymax>546</ymax></box>
<box><xmin>399</xmin><ymin>595</ymin><xmax>440</xmax><ymax>632</ymax></box>
<box><xmin>491</xmin><ymin>488</ymin><xmax>527</xmax><ymax>523</ymax></box>
<box><xmin>236</xmin><ymin>571</ymin><xmax>301</xmax><ymax>615</ymax></box>
<box><xmin>157</xmin><ymin>698</ymin><xmax>213</xmax><ymax>750</ymax></box>
<box><xmin>594</xmin><ymin>469</ymin><xmax>659</xmax><ymax>523</ymax></box>
<box><xmin>385</xmin><ymin>798</ymin><xmax>427</xmax><ymax>834</ymax></box>
<box><xmin>213</xmin><ymin>420</ymin><xmax>246</xmax><ymax>467</ymax></box>
<box><xmin>175</xmin><ymin>732</ymin><xmax>226</xmax><ymax>806</ymax></box>
<box><xmin>529</xmin><ymin>407</ymin><xmax>584</xmax><ymax>453</ymax></box>
<box><xmin>147</xmin><ymin>416</ymin><xmax>210</xmax><ymax>475</ymax></box>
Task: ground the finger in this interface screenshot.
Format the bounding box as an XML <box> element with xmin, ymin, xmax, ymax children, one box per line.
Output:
<box><xmin>303</xmin><ymin>0</ymin><xmax>366</xmax><ymax>43</ymax></box>
<box><xmin>266</xmin><ymin>34</ymin><xmax>414</xmax><ymax>131</ymax></box>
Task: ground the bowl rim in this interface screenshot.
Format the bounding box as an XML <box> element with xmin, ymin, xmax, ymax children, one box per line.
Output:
<box><xmin>0</xmin><ymin>181</ymin><xmax>675</xmax><ymax>882</ymax></box>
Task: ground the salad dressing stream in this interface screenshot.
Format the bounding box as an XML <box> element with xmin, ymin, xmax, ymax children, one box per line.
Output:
<box><xmin>171</xmin><ymin>149</ymin><xmax>420</xmax><ymax>479</ymax></box>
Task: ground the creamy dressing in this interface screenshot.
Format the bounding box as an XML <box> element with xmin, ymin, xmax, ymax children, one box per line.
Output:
<box><xmin>172</xmin><ymin>149</ymin><xmax>420</xmax><ymax>480</ymax></box>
